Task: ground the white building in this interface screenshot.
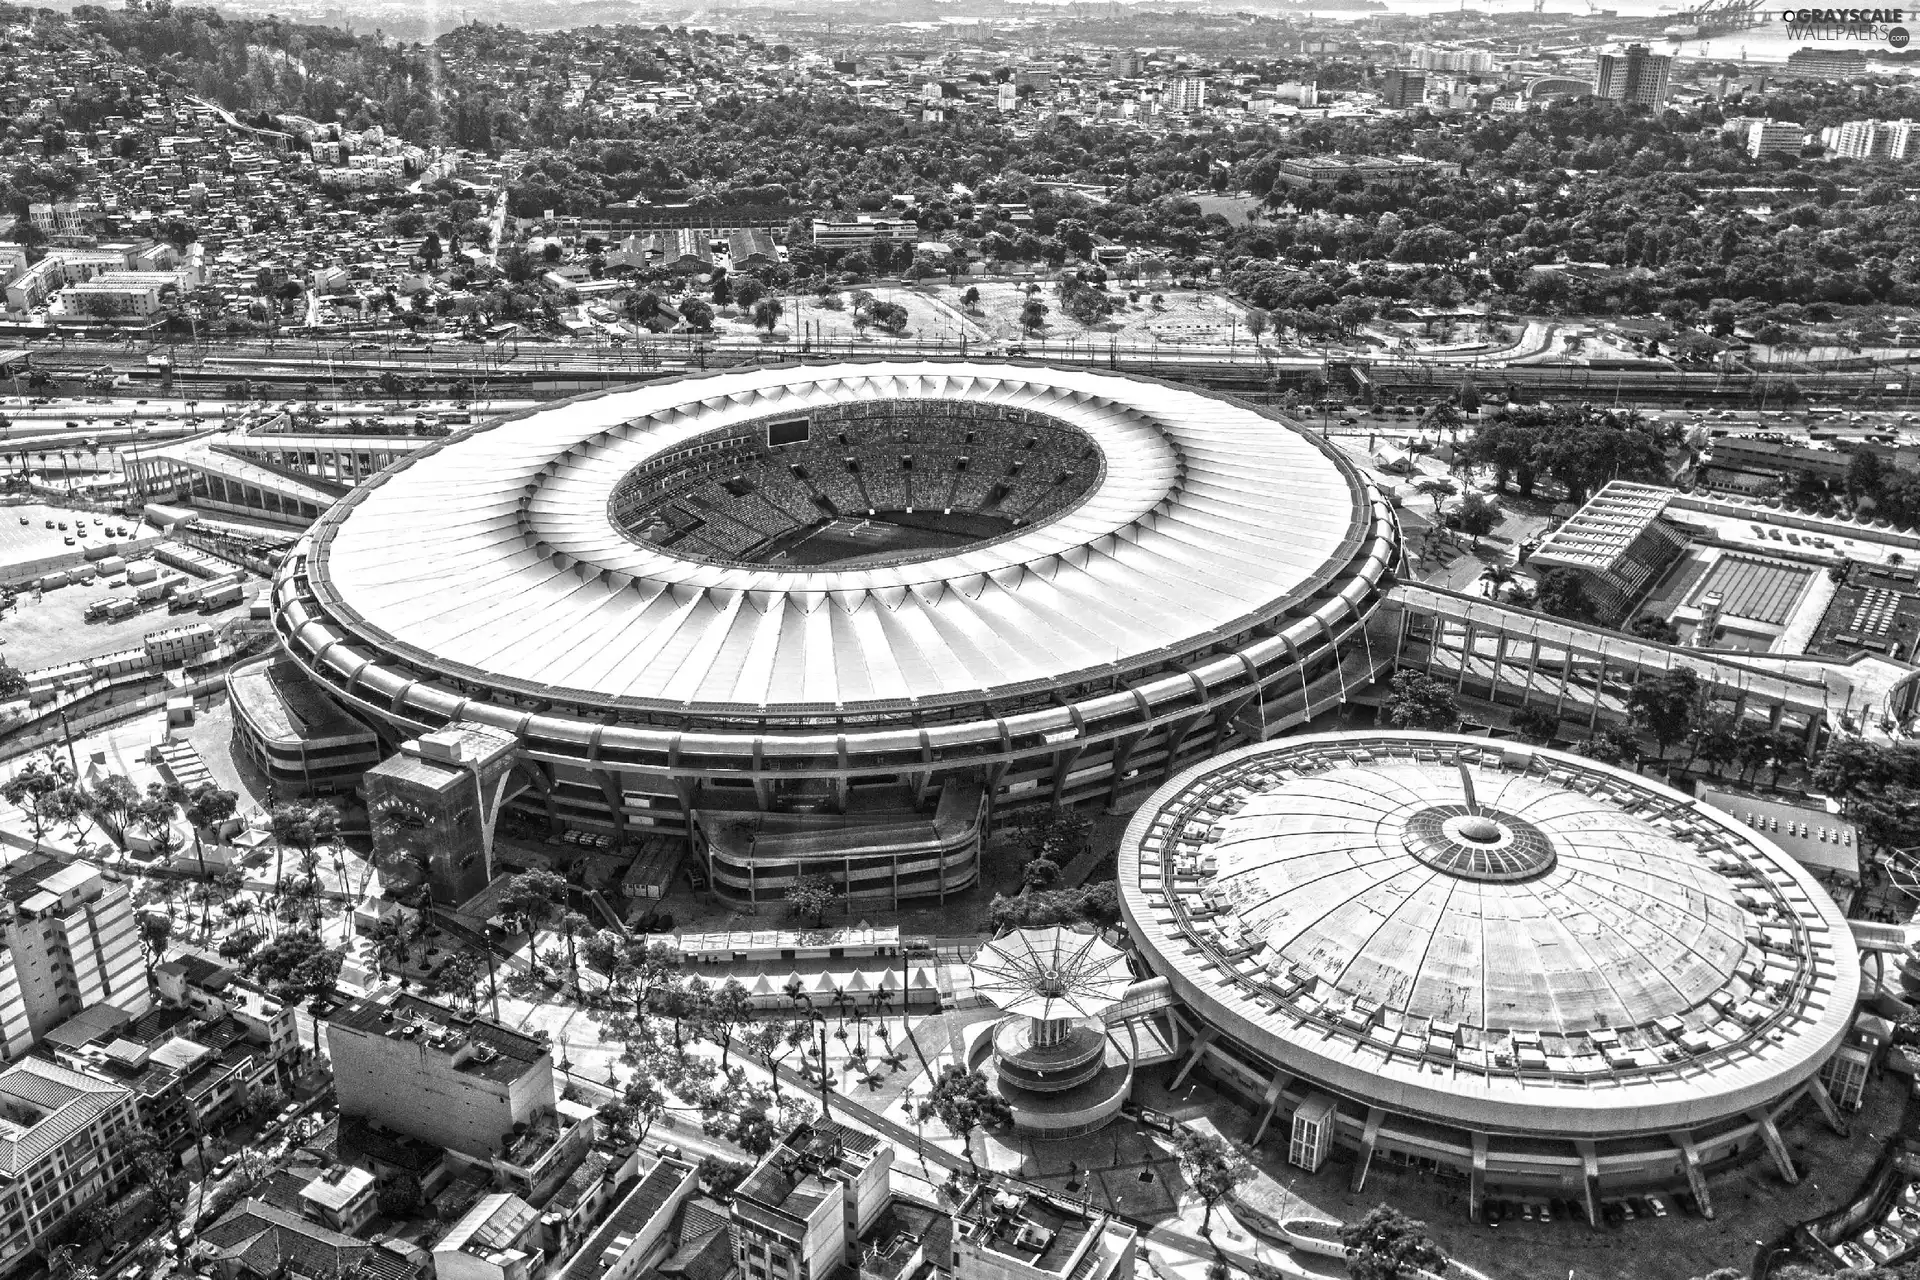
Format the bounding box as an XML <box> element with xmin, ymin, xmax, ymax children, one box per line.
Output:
<box><xmin>1827</xmin><ymin>117</ymin><xmax>1918</xmax><ymax>159</ymax></box>
<box><xmin>1169</xmin><ymin>75</ymin><xmax>1207</xmax><ymax>113</ymax></box>
<box><xmin>1409</xmin><ymin>44</ymin><xmax>1496</xmax><ymax>73</ymax></box>
<box><xmin>0</xmin><ymin>856</ymin><xmax>148</xmax><ymax>1055</ymax></box>
<box><xmin>0</xmin><ymin>1058</ymin><xmax>141</xmax><ymax>1273</ymax></box>
<box><xmin>1749</xmin><ymin>119</ymin><xmax>1805</xmax><ymax>158</ymax></box>
<box><xmin>63</xmin><ymin>272</ymin><xmax>177</xmax><ymax>319</ymax></box>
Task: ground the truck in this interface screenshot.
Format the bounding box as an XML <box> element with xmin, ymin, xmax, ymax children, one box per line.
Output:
<box><xmin>198</xmin><ymin>581</ymin><xmax>244</xmax><ymax>613</ymax></box>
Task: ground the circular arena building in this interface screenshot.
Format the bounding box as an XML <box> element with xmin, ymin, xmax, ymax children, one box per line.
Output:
<box><xmin>272</xmin><ymin>361</ymin><xmax>1397</xmax><ymax>907</ymax></box>
<box><xmin>1118</xmin><ymin>732</ymin><xmax>1861</xmax><ymax>1222</ymax></box>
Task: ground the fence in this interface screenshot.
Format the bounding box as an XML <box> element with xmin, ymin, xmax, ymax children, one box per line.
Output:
<box><xmin>0</xmin><ymin>673</ymin><xmax>229</xmax><ymax>765</ymax></box>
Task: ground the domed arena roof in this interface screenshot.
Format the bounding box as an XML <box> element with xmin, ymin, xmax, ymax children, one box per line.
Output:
<box><xmin>298</xmin><ymin>360</ymin><xmax>1376</xmax><ymax>716</ymax></box>
<box><xmin>1210</xmin><ymin>758</ymin><xmax>1753</xmax><ymax>1034</ymax></box>
<box><xmin>1119</xmin><ymin>733</ymin><xmax>1861</xmax><ymax>1137</ymax></box>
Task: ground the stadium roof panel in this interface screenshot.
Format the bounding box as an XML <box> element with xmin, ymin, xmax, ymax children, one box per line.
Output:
<box><xmin>306</xmin><ymin>361</ymin><xmax>1369</xmax><ymax>714</ymax></box>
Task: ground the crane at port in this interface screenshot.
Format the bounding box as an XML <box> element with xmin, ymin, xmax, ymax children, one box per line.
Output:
<box><xmin>1670</xmin><ymin>0</ymin><xmax>1764</xmax><ymax>32</ymax></box>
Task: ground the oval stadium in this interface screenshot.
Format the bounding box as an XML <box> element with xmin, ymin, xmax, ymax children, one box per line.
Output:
<box><xmin>271</xmin><ymin>360</ymin><xmax>1397</xmax><ymax>907</ymax></box>
<box><xmin>1117</xmin><ymin>731</ymin><xmax>1861</xmax><ymax>1222</ymax></box>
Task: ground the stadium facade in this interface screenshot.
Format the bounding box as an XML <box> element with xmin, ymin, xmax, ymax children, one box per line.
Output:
<box><xmin>273</xmin><ymin>361</ymin><xmax>1397</xmax><ymax>906</ymax></box>
<box><xmin>1119</xmin><ymin>732</ymin><xmax>1861</xmax><ymax>1221</ymax></box>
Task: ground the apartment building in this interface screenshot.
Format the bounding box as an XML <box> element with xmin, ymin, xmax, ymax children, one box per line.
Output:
<box><xmin>1827</xmin><ymin>118</ymin><xmax>1918</xmax><ymax>159</ymax></box>
<box><xmin>1381</xmin><ymin>69</ymin><xmax>1427</xmax><ymax>110</ymax></box>
<box><xmin>327</xmin><ymin>991</ymin><xmax>593</xmax><ymax>1202</ymax></box>
<box><xmin>1748</xmin><ymin>119</ymin><xmax>1805</xmax><ymax>158</ymax></box>
<box><xmin>951</xmin><ymin>1185</ymin><xmax>1137</xmax><ymax>1280</ymax></box>
<box><xmin>1409</xmin><ymin>44</ymin><xmax>1496</xmax><ymax>74</ymax></box>
<box><xmin>0</xmin><ymin>1057</ymin><xmax>140</xmax><ymax>1273</ymax></box>
<box><xmin>328</xmin><ymin>993</ymin><xmax>555</xmax><ymax>1160</ymax></box>
<box><xmin>1168</xmin><ymin>75</ymin><xmax>1207</xmax><ymax>113</ymax></box>
<box><xmin>731</xmin><ymin>1121</ymin><xmax>894</xmax><ymax>1280</ymax></box>
<box><xmin>1596</xmin><ymin>44</ymin><xmax>1672</xmax><ymax>107</ymax></box>
<box><xmin>0</xmin><ymin>856</ymin><xmax>147</xmax><ymax>1055</ymax></box>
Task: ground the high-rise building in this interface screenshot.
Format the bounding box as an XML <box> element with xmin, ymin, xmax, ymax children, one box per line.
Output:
<box><xmin>0</xmin><ymin>856</ymin><xmax>148</xmax><ymax>1056</ymax></box>
<box><xmin>1748</xmin><ymin>119</ymin><xmax>1804</xmax><ymax>158</ymax></box>
<box><xmin>0</xmin><ymin>1058</ymin><xmax>141</xmax><ymax>1273</ymax></box>
<box><xmin>1169</xmin><ymin>75</ymin><xmax>1207</xmax><ymax>113</ymax></box>
<box><xmin>1381</xmin><ymin>68</ymin><xmax>1428</xmax><ymax>109</ymax></box>
<box><xmin>1828</xmin><ymin>118</ymin><xmax>1918</xmax><ymax>159</ymax></box>
<box><xmin>1409</xmin><ymin>44</ymin><xmax>1495</xmax><ymax>74</ymax></box>
<box><xmin>1596</xmin><ymin>44</ymin><xmax>1672</xmax><ymax>107</ymax></box>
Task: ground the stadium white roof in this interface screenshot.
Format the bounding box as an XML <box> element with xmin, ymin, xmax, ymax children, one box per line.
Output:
<box><xmin>306</xmin><ymin>361</ymin><xmax>1367</xmax><ymax>714</ymax></box>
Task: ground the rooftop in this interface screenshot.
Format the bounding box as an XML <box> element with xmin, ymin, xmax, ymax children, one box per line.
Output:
<box><xmin>328</xmin><ymin>992</ymin><xmax>549</xmax><ymax>1083</ymax></box>
<box><xmin>1529</xmin><ymin>480</ymin><xmax>1673</xmax><ymax>573</ymax></box>
<box><xmin>554</xmin><ymin>1157</ymin><xmax>696</xmax><ymax>1280</ymax></box>
<box><xmin>304</xmin><ymin>362</ymin><xmax>1368</xmax><ymax>716</ymax></box>
<box><xmin>1119</xmin><ymin>733</ymin><xmax>1862</xmax><ymax>1137</ymax></box>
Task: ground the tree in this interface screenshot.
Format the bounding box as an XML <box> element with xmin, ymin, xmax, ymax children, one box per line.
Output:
<box><xmin>1413</xmin><ymin>476</ymin><xmax>1456</xmax><ymax>524</ymax></box>
<box><xmin>2</xmin><ymin>757</ymin><xmax>79</xmax><ymax>845</ymax></box>
<box><xmin>732</xmin><ymin>277</ymin><xmax>765</xmax><ymax>310</ymax></box>
<box><xmin>501</xmin><ymin>868</ymin><xmax>569</xmax><ymax>967</ymax></box>
<box><xmin>786</xmin><ymin>874</ymin><xmax>840</xmax><ymax>927</ymax></box>
<box><xmin>680</xmin><ymin>298</ymin><xmax>715</xmax><ymax>332</ymax></box>
<box><xmin>697</xmin><ymin>1155</ymin><xmax>750</xmax><ymax>1197</ymax></box>
<box><xmin>426</xmin><ymin>949</ymin><xmax>486</xmax><ymax>1013</ymax></box>
<box><xmin>1019</xmin><ymin>298</ymin><xmax>1049</xmax><ymax>334</ymax></box>
<box><xmin>367</xmin><ymin>911</ymin><xmax>419</xmax><ymax>983</ymax></box>
<box><xmin>1510</xmin><ymin>705</ymin><xmax>1560</xmax><ymax>745</ymax></box>
<box><xmin>1023</xmin><ymin>856</ymin><xmax>1062</xmax><ymax>890</ymax></box>
<box><xmin>247</xmin><ymin>928</ymin><xmax>342</xmax><ymax>1004</ymax></box>
<box><xmin>269</xmin><ymin>802</ymin><xmax>336</xmax><ymax>906</ymax></box>
<box><xmin>1627</xmin><ymin>666</ymin><xmax>1702</xmax><ymax>761</ymax></box>
<box><xmin>752</xmin><ymin>297</ymin><xmax>784</xmax><ymax>332</ymax></box>
<box><xmin>962</xmin><ymin>286</ymin><xmax>981</xmax><ymax>309</ymax></box>
<box><xmin>708</xmin><ymin>978</ymin><xmax>754</xmax><ymax>1069</ymax></box>
<box><xmin>1383</xmin><ymin>670</ymin><xmax>1459</xmax><ymax>732</ymax></box>
<box><xmin>183</xmin><ymin>784</ymin><xmax>238</xmax><ymax>906</ymax></box>
<box><xmin>0</xmin><ymin>655</ymin><xmax>23</xmax><ymax>700</ymax></box>
<box><xmin>743</xmin><ymin>1019</ymin><xmax>808</xmax><ymax>1097</ymax></box>
<box><xmin>1173</xmin><ymin>1127</ymin><xmax>1253</xmax><ymax>1234</ymax></box>
<box><xmin>138</xmin><ymin>914</ymin><xmax>172</xmax><ymax>979</ymax></box>
<box><xmin>1533</xmin><ymin>568</ymin><xmax>1598</xmax><ymax>624</ymax></box>
<box><xmin>90</xmin><ymin>772</ymin><xmax>141</xmax><ymax>840</ymax></box>
<box><xmin>918</xmin><ymin>1064</ymin><xmax>1011</xmax><ymax>1171</ymax></box>
<box><xmin>1341</xmin><ymin>1204</ymin><xmax>1447</xmax><ymax>1280</ymax></box>
<box><xmin>126</xmin><ymin>1131</ymin><xmax>186</xmax><ymax>1227</ymax></box>
<box><xmin>1629</xmin><ymin>613</ymin><xmax>1681</xmax><ymax>646</ymax></box>
<box><xmin>1451</xmin><ymin>493</ymin><xmax>1499</xmax><ymax>550</ymax></box>
<box><xmin>599</xmin><ymin>1067</ymin><xmax>666</xmax><ymax>1144</ymax></box>
<box><xmin>1578</xmin><ymin>724</ymin><xmax>1642</xmax><ymax>769</ymax></box>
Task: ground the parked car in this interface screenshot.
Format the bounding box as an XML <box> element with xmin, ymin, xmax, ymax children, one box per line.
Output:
<box><xmin>211</xmin><ymin>1154</ymin><xmax>238</xmax><ymax>1179</ymax></box>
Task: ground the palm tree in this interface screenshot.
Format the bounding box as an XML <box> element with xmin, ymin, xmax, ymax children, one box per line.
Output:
<box><xmin>1477</xmin><ymin>563</ymin><xmax>1516</xmax><ymax>600</ymax></box>
<box><xmin>368</xmin><ymin>912</ymin><xmax>418</xmax><ymax>985</ymax></box>
<box><xmin>783</xmin><ymin>974</ymin><xmax>811</xmax><ymax>1020</ymax></box>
